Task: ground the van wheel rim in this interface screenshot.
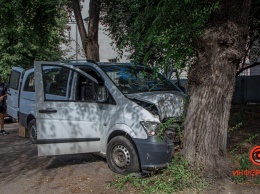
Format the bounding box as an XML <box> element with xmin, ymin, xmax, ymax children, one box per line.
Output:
<box><xmin>112</xmin><ymin>145</ymin><xmax>130</xmax><ymax>169</ymax></box>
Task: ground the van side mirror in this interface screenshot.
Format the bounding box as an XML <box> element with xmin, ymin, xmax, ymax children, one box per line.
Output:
<box><xmin>97</xmin><ymin>86</ymin><xmax>108</xmax><ymax>102</ymax></box>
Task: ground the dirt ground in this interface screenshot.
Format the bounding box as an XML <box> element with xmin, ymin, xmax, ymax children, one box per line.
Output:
<box><xmin>0</xmin><ymin>104</ymin><xmax>260</xmax><ymax>194</ymax></box>
<box><xmin>0</xmin><ymin>121</ymin><xmax>120</xmax><ymax>194</ymax></box>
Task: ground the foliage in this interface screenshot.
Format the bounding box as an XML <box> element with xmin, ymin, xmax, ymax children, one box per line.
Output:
<box><xmin>255</xmin><ymin>176</ymin><xmax>260</xmax><ymax>184</ymax></box>
<box><xmin>231</xmin><ymin>154</ymin><xmax>248</xmax><ymax>183</ymax></box>
<box><xmin>236</xmin><ymin>0</ymin><xmax>260</xmax><ymax>75</ymax></box>
<box><xmin>100</xmin><ymin>0</ymin><xmax>217</xmax><ymax>71</ymax></box>
<box><xmin>228</xmin><ymin>122</ymin><xmax>243</xmax><ymax>133</ymax></box>
<box><xmin>229</xmin><ymin>132</ymin><xmax>259</xmax><ymax>183</ymax></box>
<box><xmin>0</xmin><ymin>0</ymin><xmax>69</xmax><ymax>82</ymax></box>
<box><xmin>107</xmin><ymin>154</ymin><xmax>209</xmax><ymax>193</ymax></box>
<box><xmin>229</xmin><ymin>133</ymin><xmax>258</xmax><ymax>155</ymax></box>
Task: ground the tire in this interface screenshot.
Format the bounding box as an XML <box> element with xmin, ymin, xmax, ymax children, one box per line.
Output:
<box><xmin>107</xmin><ymin>136</ymin><xmax>140</xmax><ymax>175</ymax></box>
<box><xmin>28</xmin><ymin>119</ymin><xmax>37</xmax><ymax>144</ymax></box>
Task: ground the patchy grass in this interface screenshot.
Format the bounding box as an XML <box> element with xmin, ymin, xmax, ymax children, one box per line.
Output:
<box><xmin>228</xmin><ymin>104</ymin><xmax>260</xmax><ymax>184</ymax></box>
<box><xmin>108</xmin><ymin>104</ymin><xmax>260</xmax><ymax>193</ymax></box>
<box><xmin>107</xmin><ymin>154</ymin><xmax>210</xmax><ymax>193</ymax></box>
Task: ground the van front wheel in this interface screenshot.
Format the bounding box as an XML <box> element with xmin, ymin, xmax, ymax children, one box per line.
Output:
<box><xmin>107</xmin><ymin>136</ymin><xmax>140</xmax><ymax>175</ymax></box>
<box><xmin>28</xmin><ymin>119</ymin><xmax>37</xmax><ymax>144</ymax></box>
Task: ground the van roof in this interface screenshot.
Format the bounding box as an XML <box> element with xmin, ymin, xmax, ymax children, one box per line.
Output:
<box><xmin>97</xmin><ymin>62</ymin><xmax>133</xmax><ymax>66</ymax></box>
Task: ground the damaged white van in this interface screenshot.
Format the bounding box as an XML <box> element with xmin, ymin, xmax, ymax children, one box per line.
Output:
<box><xmin>32</xmin><ymin>61</ymin><xmax>185</xmax><ymax>174</ymax></box>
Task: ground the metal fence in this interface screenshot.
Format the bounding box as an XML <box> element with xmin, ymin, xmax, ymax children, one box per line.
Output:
<box><xmin>176</xmin><ymin>76</ymin><xmax>260</xmax><ymax>104</ymax></box>
<box><xmin>232</xmin><ymin>76</ymin><xmax>260</xmax><ymax>104</ymax></box>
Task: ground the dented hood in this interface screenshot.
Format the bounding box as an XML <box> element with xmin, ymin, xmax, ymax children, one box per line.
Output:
<box><xmin>126</xmin><ymin>91</ymin><xmax>185</xmax><ymax>121</ymax></box>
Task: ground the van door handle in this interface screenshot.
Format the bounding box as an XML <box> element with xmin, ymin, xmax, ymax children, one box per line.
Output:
<box><xmin>38</xmin><ymin>109</ymin><xmax>57</xmax><ymax>114</ymax></box>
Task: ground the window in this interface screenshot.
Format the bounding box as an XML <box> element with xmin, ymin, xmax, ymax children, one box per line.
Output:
<box><xmin>76</xmin><ymin>74</ymin><xmax>98</xmax><ymax>102</ymax></box>
<box><xmin>42</xmin><ymin>66</ymin><xmax>71</xmax><ymax>101</ymax></box>
<box><xmin>41</xmin><ymin>65</ymin><xmax>109</xmax><ymax>103</ymax></box>
<box><xmin>9</xmin><ymin>70</ymin><xmax>21</xmax><ymax>90</ymax></box>
<box><xmin>76</xmin><ymin>67</ymin><xmax>101</xmax><ymax>102</ymax></box>
<box><xmin>101</xmin><ymin>65</ymin><xmax>179</xmax><ymax>94</ymax></box>
<box><xmin>23</xmin><ymin>73</ymin><xmax>35</xmax><ymax>92</ymax></box>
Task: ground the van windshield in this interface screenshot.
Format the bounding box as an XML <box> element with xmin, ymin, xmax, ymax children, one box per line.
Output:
<box><xmin>100</xmin><ymin>65</ymin><xmax>179</xmax><ymax>94</ymax></box>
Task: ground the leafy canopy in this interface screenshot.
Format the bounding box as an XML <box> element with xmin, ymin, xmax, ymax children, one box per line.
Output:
<box><xmin>0</xmin><ymin>0</ymin><xmax>69</xmax><ymax>81</ymax></box>
<box><xmin>101</xmin><ymin>0</ymin><xmax>217</xmax><ymax>70</ymax></box>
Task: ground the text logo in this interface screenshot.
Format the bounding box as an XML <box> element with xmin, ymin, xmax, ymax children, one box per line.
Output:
<box><xmin>250</xmin><ymin>146</ymin><xmax>260</xmax><ymax>166</ymax></box>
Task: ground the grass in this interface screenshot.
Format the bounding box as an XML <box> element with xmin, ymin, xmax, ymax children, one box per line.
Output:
<box><xmin>108</xmin><ymin>104</ymin><xmax>260</xmax><ymax>192</ymax></box>
<box><xmin>107</xmin><ymin>154</ymin><xmax>210</xmax><ymax>193</ymax></box>
<box><xmin>228</xmin><ymin>104</ymin><xmax>260</xmax><ymax>184</ymax></box>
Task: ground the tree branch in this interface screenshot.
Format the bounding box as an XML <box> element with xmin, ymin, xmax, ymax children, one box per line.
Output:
<box><xmin>236</xmin><ymin>61</ymin><xmax>260</xmax><ymax>76</ymax></box>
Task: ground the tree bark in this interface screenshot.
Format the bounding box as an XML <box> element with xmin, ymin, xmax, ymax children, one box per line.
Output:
<box><xmin>87</xmin><ymin>0</ymin><xmax>100</xmax><ymax>62</ymax></box>
<box><xmin>182</xmin><ymin>0</ymin><xmax>251</xmax><ymax>177</ymax></box>
<box><xmin>71</xmin><ymin>0</ymin><xmax>88</xmax><ymax>57</ymax></box>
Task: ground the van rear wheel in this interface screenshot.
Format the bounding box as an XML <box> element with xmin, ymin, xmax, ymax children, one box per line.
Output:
<box><xmin>28</xmin><ymin>119</ymin><xmax>37</xmax><ymax>143</ymax></box>
<box><xmin>107</xmin><ymin>136</ymin><xmax>140</xmax><ymax>175</ymax></box>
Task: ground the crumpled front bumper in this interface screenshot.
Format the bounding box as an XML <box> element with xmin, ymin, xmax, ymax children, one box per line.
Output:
<box><xmin>133</xmin><ymin>136</ymin><xmax>174</xmax><ymax>171</ymax></box>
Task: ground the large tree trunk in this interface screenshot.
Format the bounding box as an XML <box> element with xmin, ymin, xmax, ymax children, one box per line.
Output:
<box><xmin>182</xmin><ymin>0</ymin><xmax>251</xmax><ymax>176</ymax></box>
<box><xmin>87</xmin><ymin>0</ymin><xmax>100</xmax><ymax>62</ymax></box>
<box><xmin>71</xmin><ymin>0</ymin><xmax>88</xmax><ymax>57</ymax></box>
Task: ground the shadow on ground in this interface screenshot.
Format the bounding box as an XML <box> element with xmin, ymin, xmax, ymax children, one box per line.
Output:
<box><xmin>0</xmin><ymin>123</ymin><xmax>106</xmax><ymax>183</ymax></box>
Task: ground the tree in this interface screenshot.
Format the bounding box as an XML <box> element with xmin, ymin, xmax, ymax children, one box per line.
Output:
<box><xmin>70</xmin><ymin>0</ymin><xmax>88</xmax><ymax>55</ymax></box>
<box><xmin>70</xmin><ymin>0</ymin><xmax>100</xmax><ymax>61</ymax></box>
<box><xmin>101</xmin><ymin>0</ymin><xmax>253</xmax><ymax>176</ymax></box>
<box><xmin>86</xmin><ymin>0</ymin><xmax>100</xmax><ymax>61</ymax></box>
<box><xmin>182</xmin><ymin>0</ymin><xmax>251</xmax><ymax>175</ymax></box>
<box><xmin>0</xmin><ymin>0</ymin><xmax>68</xmax><ymax>81</ymax></box>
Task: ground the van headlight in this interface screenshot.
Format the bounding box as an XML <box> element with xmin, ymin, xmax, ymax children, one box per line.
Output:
<box><xmin>140</xmin><ymin>121</ymin><xmax>160</xmax><ymax>136</ymax></box>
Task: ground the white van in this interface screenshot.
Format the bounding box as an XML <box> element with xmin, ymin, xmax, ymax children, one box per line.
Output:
<box><xmin>10</xmin><ymin>61</ymin><xmax>185</xmax><ymax>174</ymax></box>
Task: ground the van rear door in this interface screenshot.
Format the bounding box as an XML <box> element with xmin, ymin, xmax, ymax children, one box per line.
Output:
<box><xmin>7</xmin><ymin>67</ymin><xmax>24</xmax><ymax>119</ymax></box>
<box><xmin>34</xmin><ymin>61</ymin><xmax>102</xmax><ymax>156</ymax></box>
